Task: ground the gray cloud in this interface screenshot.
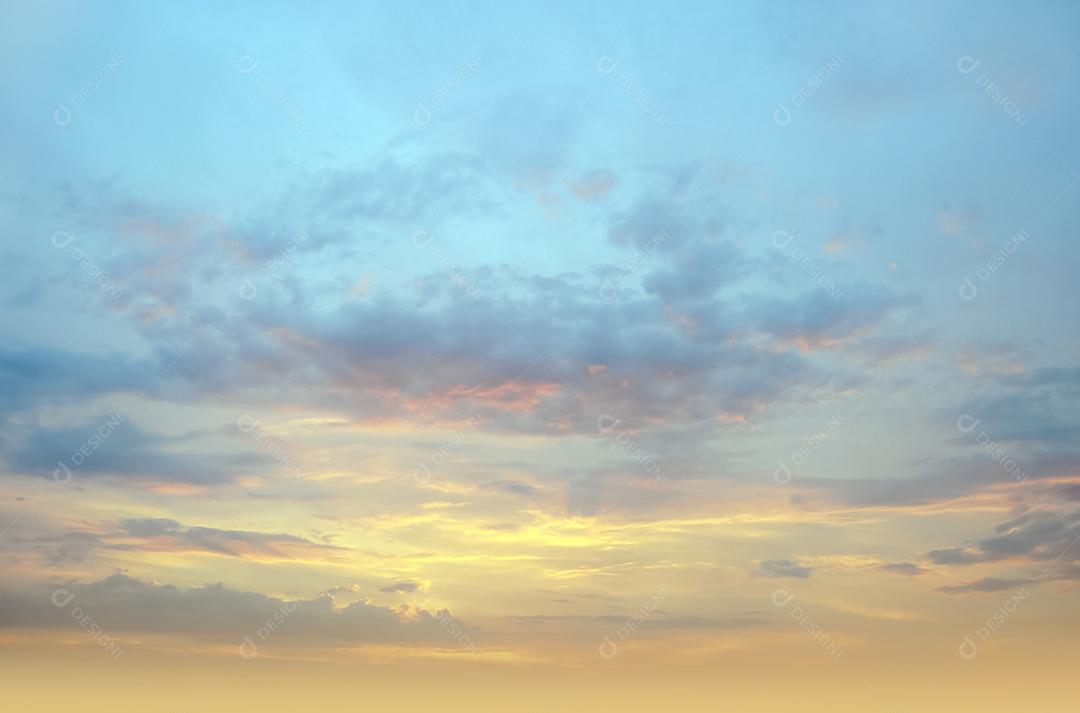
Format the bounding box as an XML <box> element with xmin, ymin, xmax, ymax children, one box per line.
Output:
<box><xmin>3</xmin><ymin>415</ymin><xmax>267</xmax><ymax>485</ymax></box>
<box><xmin>926</xmin><ymin>510</ymin><xmax>1080</xmax><ymax>567</ymax></box>
<box><xmin>878</xmin><ymin>562</ymin><xmax>928</xmax><ymax>576</ymax></box>
<box><xmin>0</xmin><ymin>574</ymin><xmax>470</xmax><ymax>647</ymax></box>
<box><xmin>956</xmin><ymin>368</ymin><xmax>1080</xmax><ymax>447</ymax></box>
<box><xmin>754</xmin><ymin>559</ymin><xmax>812</xmax><ymax>578</ymax></box>
<box><xmin>936</xmin><ymin>577</ymin><xmax>1033</xmax><ymax>594</ymax></box>
<box><xmin>485</xmin><ymin>479</ymin><xmax>535</xmax><ymax>496</ymax></box>
<box><xmin>116</xmin><ymin>519</ymin><xmax>341</xmax><ymax>558</ymax></box>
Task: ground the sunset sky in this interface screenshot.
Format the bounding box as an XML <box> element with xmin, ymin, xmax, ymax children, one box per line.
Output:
<box><xmin>2</xmin><ymin>1</ymin><xmax>1079</xmax><ymax>710</ymax></box>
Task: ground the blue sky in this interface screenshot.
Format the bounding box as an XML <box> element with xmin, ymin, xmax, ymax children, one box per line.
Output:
<box><xmin>1</xmin><ymin>1</ymin><xmax>1079</xmax><ymax>704</ymax></box>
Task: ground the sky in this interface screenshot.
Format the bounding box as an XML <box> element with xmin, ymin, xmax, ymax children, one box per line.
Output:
<box><xmin>1</xmin><ymin>1</ymin><xmax>1079</xmax><ymax>710</ymax></box>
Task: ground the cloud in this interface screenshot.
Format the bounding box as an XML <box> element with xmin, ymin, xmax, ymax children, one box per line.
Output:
<box><xmin>0</xmin><ymin>574</ymin><xmax>471</xmax><ymax>648</ymax></box>
<box><xmin>936</xmin><ymin>207</ymin><xmax>982</xmax><ymax>235</ymax></box>
<box><xmin>301</xmin><ymin>152</ymin><xmax>497</xmax><ymax>226</ymax></box>
<box><xmin>485</xmin><ymin>479</ymin><xmax>535</xmax><ymax>496</ymax></box>
<box><xmin>925</xmin><ymin>510</ymin><xmax>1080</xmax><ymax>568</ymax></box>
<box><xmin>797</xmin><ymin>450</ymin><xmax>1080</xmax><ymax>510</ymax></box>
<box><xmin>508</xmin><ymin>613</ymin><xmax>764</xmax><ymax>631</ymax></box>
<box><xmin>3</xmin><ymin>415</ymin><xmax>267</xmax><ymax>486</ymax></box>
<box><xmin>116</xmin><ymin>519</ymin><xmax>341</xmax><ymax>559</ymax></box>
<box><xmin>380</xmin><ymin>581</ymin><xmax>421</xmax><ymax>593</ymax></box>
<box><xmin>878</xmin><ymin>562</ymin><xmax>928</xmax><ymax>576</ymax></box>
<box><xmin>570</xmin><ymin>170</ymin><xmax>617</xmax><ymax>201</ymax></box>
<box><xmin>642</xmin><ymin>240</ymin><xmax>745</xmax><ymax>302</ymax></box>
<box><xmin>6</xmin><ymin>517</ymin><xmax>341</xmax><ymax>567</ymax></box>
<box><xmin>751</xmin><ymin>283</ymin><xmax>914</xmax><ymax>350</ymax></box>
<box><xmin>956</xmin><ymin>368</ymin><xmax>1080</xmax><ymax>447</ymax></box>
<box><xmin>753</xmin><ymin>559</ymin><xmax>812</xmax><ymax>578</ymax></box>
<box><xmin>207</xmin><ymin>266</ymin><xmax>833</xmax><ymax>435</ymax></box>
<box><xmin>607</xmin><ymin>196</ymin><xmax>696</xmax><ymax>251</ymax></box>
<box><xmin>936</xmin><ymin>577</ymin><xmax>1033</xmax><ymax>594</ymax></box>
<box><xmin>0</xmin><ymin>346</ymin><xmax>155</xmax><ymax>418</ymax></box>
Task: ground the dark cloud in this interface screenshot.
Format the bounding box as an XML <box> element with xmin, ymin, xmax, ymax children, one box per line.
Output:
<box><xmin>0</xmin><ymin>346</ymin><xmax>155</xmax><ymax>418</ymax></box>
<box><xmin>3</xmin><ymin>415</ymin><xmax>267</xmax><ymax>485</ymax></box>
